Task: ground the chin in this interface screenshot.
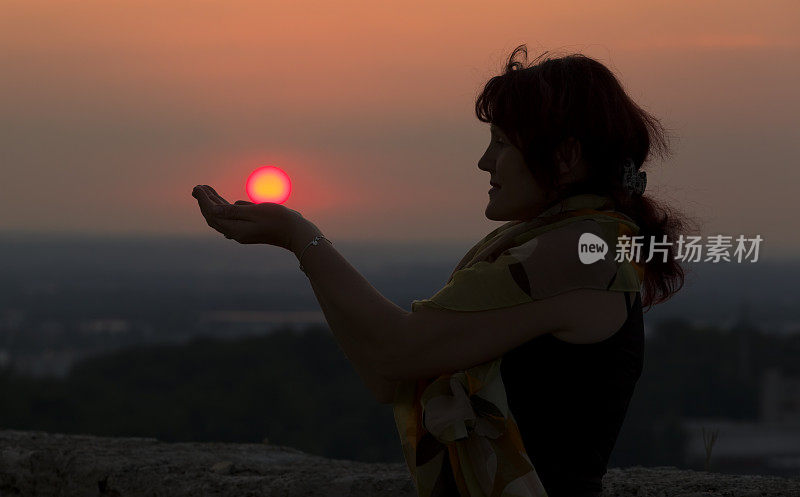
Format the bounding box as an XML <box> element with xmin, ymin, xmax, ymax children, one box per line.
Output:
<box><xmin>484</xmin><ymin>205</ymin><xmax>511</xmax><ymax>221</ymax></box>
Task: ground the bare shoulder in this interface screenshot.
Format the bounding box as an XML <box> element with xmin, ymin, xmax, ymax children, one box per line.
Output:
<box><xmin>409</xmin><ymin>287</ymin><xmax>628</xmax><ymax>344</ymax></box>
<box><xmin>392</xmin><ymin>292</ymin><xmax>575</xmax><ymax>380</ymax></box>
<box><xmin>384</xmin><ymin>288</ymin><xmax>630</xmax><ymax>380</ymax></box>
<box><xmin>550</xmin><ymin>289</ymin><xmax>630</xmax><ymax>344</ymax></box>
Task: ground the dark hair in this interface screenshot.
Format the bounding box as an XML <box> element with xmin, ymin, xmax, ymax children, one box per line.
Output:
<box><xmin>475</xmin><ymin>44</ymin><xmax>700</xmax><ymax>310</ymax></box>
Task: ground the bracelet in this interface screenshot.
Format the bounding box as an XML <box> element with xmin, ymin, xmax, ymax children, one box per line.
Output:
<box><xmin>298</xmin><ymin>235</ymin><xmax>333</xmax><ymax>276</ymax></box>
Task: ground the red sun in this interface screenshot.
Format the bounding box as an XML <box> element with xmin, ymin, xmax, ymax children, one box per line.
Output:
<box><xmin>246</xmin><ymin>166</ymin><xmax>291</xmax><ymax>204</ymax></box>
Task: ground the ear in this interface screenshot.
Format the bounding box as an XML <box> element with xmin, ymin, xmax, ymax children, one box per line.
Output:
<box><xmin>555</xmin><ymin>137</ymin><xmax>583</xmax><ymax>182</ymax></box>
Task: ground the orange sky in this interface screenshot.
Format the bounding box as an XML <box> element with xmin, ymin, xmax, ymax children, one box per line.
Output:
<box><xmin>1</xmin><ymin>0</ymin><xmax>798</xmax><ymax>255</ymax></box>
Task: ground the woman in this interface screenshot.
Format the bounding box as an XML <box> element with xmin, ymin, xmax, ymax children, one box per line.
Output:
<box><xmin>192</xmin><ymin>45</ymin><xmax>692</xmax><ymax>497</ymax></box>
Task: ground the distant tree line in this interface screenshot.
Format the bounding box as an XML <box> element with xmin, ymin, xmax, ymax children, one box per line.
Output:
<box><xmin>1</xmin><ymin>319</ymin><xmax>797</xmax><ymax>467</ymax></box>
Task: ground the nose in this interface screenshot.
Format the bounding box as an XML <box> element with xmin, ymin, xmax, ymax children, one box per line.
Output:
<box><xmin>478</xmin><ymin>151</ymin><xmax>493</xmax><ymax>173</ymax></box>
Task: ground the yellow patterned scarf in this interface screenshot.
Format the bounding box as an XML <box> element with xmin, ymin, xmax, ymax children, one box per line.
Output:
<box><xmin>391</xmin><ymin>193</ymin><xmax>645</xmax><ymax>497</ymax></box>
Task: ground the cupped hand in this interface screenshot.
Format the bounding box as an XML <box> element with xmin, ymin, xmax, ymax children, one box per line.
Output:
<box><xmin>191</xmin><ymin>184</ymin><xmax>307</xmax><ymax>250</ymax></box>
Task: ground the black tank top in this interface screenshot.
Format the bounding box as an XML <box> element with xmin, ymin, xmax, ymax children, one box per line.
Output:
<box><xmin>499</xmin><ymin>291</ymin><xmax>644</xmax><ymax>497</ymax></box>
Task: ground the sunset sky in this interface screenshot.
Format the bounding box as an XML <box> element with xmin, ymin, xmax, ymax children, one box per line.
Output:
<box><xmin>2</xmin><ymin>1</ymin><xmax>798</xmax><ymax>256</ymax></box>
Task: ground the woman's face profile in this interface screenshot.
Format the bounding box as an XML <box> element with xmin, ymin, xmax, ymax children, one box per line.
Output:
<box><xmin>478</xmin><ymin>124</ymin><xmax>552</xmax><ymax>221</ymax></box>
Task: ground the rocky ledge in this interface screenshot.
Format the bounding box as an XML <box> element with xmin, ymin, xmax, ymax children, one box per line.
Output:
<box><xmin>0</xmin><ymin>429</ymin><xmax>798</xmax><ymax>496</ymax></box>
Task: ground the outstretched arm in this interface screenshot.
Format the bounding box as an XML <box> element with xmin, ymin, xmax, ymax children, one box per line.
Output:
<box><xmin>291</xmin><ymin>219</ymin><xmax>628</xmax><ymax>382</ymax></box>
<box><xmin>191</xmin><ymin>184</ymin><xmax>403</xmax><ymax>404</ymax></box>
<box><xmin>290</xmin><ymin>220</ymin><xmax>407</xmax><ymax>403</ymax></box>
<box><xmin>307</xmin><ymin>275</ymin><xmax>400</xmax><ymax>404</ymax></box>
<box><xmin>192</xmin><ymin>185</ymin><xmax>626</xmax><ymax>392</ymax></box>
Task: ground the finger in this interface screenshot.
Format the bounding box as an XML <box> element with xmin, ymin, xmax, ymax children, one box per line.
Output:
<box><xmin>202</xmin><ymin>185</ymin><xmax>230</xmax><ymax>205</ymax></box>
<box><xmin>193</xmin><ymin>187</ymin><xmax>237</xmax><ymax>219</ymax></box>
<box><xmin>192</xmin><ymin>188</ymin><xmax>239</xmax><ymax>227</ymax></box>
<box><xmin>193</xmin><ymin>187</ymin><xmax>259</xmax><ymax>224</ymax></box>
<box><xmin>196</xmin><ymin>185</ymin><xmax>227</xmax><ymax>206</ymax></box>
<box><xmin>234</xmin><ymin>200</ymin><xmax>254</xmax><ymax>205</ymax></box>
<box><xmin>193</xmin><ymin>186</ymin><xmax>217</xmax><ymax>213</ymax></box>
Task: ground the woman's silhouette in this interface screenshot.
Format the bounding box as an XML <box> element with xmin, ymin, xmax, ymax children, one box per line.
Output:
<box><xmin>192</xmin><ymin>44</ymin><xmax>694</xmax><ymax>497</ymax></box>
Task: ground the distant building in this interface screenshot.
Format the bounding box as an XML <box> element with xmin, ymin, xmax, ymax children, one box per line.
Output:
<box><xmin>10</xmin><ymin>348</ymin><xmax>78</xmax><ymax>378</ymax></box>
<box><xmin>761</xmin><ymin>368</ymin><xmax>800</xmax><ymax>424</ymax></box>
<box><xmin>194</xmin><ymin>310</ymin><xmax>328</xmax><ymax>337</ymax></box>
<box><xmin>732</xmin><ymin>300</ymin><xmax>755</xmax><ymax>384</ymax></box>
<box><xmin>78</xmin><ymin>318</ymin><xmax>131</xmax><ymax>335</ymax></box>
<box><xmin>683</xmin><ymin>368</ymin><xmax>800</xmax><ymax>477</ymax></box>
<box><xmin>682</xmin><ymin>299</ymin><xmax>800</xmax><ymax>476</ymax></box>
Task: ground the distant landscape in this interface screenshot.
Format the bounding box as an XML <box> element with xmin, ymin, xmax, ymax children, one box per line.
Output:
<box><xmin>1</xmin><ymin>232</ymin><xmax>797</xmax><ymax>375</ymax></box>
<box><xmin>1</xmin><ymin>232</ymin><xmax>799</xmax><ymax>476</ymax></box>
